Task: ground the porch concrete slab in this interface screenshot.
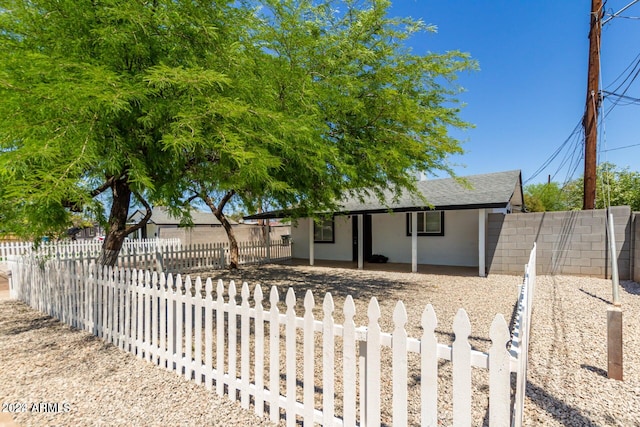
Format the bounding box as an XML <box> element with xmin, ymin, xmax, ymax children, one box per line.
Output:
<box><xmin>290</xmin><ymin>258</ymin><xmax>479</xmax><ymax>277</ymax></box>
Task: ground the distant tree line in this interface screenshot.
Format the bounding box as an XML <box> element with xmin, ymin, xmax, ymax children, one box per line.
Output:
<box><xmin>524</xmin><ymin>163</ymin><xmax>640</xmax><ymax>212</ymax></box>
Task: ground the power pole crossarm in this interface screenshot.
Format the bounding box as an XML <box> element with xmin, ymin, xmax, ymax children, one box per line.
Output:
<box><xmin>583</xmin><ymin>0</ymin><xmax>603</xmax><ymax>210</ymax></box>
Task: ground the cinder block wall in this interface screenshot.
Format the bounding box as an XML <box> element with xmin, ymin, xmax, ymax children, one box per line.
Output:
<box><xmin>487</xmin><ymin>206</ymin><xmax>631</xmax><ymax>279</ymax></box>
<box><xmin>159</xmin><ymin>225</ymin><xmax>290</xmax><ymax>246</ymax></box>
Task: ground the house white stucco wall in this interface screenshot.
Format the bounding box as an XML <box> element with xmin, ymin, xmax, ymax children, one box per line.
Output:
<box><xmin>292</xmin><ymin>216</ymin><xmax>352</xmax><ymax>261</ymax></box>
<box><xmin>292</xmin><ymin>209</ymin><xmax>490</xmax><ymax>266</ymax></box>
<box><xmin>372</xmin><ymin>210</ymin><xmax>479</xmax><ymax>266</ymax></box>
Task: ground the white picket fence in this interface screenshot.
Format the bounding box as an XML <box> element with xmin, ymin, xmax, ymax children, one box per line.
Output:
<box><xmin>7</xmin><ymin>246</ymin><xmax>536</xmax><ymax>426</ymax></box>
<box><xmin>158</xmin><ymin>239</ymin><xmax>292</xmax><ymax>274</ymax></box>
<box><xmin>510</xmin><ymin>243</ymin><xmax>536</xmax><ymax>426</ymax></box>
<box><xmin>0</xmin><ymin>238</ymin><xmax>291</xmax><ymax>272</ymax></box>
<box><xmin>0</xmin><ymin>238</ymin><xmax>181</xmax><ymax>262</ymax></box>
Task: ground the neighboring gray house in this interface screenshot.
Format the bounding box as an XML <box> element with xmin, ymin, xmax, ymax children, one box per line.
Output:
<box><xmin>128</xmin><ymin>206</ymin><xmax>236</xmax><ymax>239</ymax></box>
<box><xmin>246</xmin><ymin>170</ymin><xmax>524</xmax><ymax>276</ymax></box>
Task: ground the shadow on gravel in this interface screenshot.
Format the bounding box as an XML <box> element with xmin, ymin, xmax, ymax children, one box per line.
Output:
<box><xmin>527</xmin><ymin>381</ymin><xmax>598</xmax><ymax>426</ymax></box>
<box><xmin>1</xmin><ymin>314</ymin><xmax>58</xmax><ymax>336</ymax></box>
<box><xmin>204</xmin><ymin>265</ymin><xmax>437</xmax><ymax>303</ymax></box>
<box><xmin>621</xmin><ymin>280</ymin><xmax>640</xmax><ymax>296</ymax></box>
<box><xmin>578</xmin><ymin>288</ymin><xmax>611</xmax><ymax>304</ymax></box>
<box><xmin>580</xmin><ymin>364</ymin><xmax>607</xmax><ymax>378</ymax></box>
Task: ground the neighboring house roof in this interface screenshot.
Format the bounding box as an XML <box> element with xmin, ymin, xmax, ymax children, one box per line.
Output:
<box><xmin>128</xmin><ymin>207</ymin><xmax>238</xmax><ymax>226</ymax></box>
<box><xmin>245</xmin><ymin>170</ymin><xmax>524</xmax><ymax>219</ymax></box>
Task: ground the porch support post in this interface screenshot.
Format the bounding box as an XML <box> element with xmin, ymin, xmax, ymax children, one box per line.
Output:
<box><xmin>411</xmin><ymin>211</ymin><xmax>418</xmax><ymax>273</ymax></box>
<box><xmin>478</xmin><ymin>208</ymin><xmax>486</xmax><ymax>277</ymax></box>
<box><xmin>358</xmin><ymin>214</ymin><xmax>364</xmax><ymax>270</ymax></box>
<box><xmin>309</xmin><ymin>217</ymin><xmax>315</xmax><ymax>266</ymax></box>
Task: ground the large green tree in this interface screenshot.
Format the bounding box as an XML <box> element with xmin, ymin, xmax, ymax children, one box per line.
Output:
<box><xmin>524</xmin><ymin>182</ymin><xmax>568</xmax><ymax>212</ymax></box>
<box><xmin>175</xmin><ymin>0</ymin><xmax>476</xmax><ymax>268</ymax></box>
<box><xmin>0</xmin><ymin>0</ymin><xmax>253</xmax><ymax>263</ymax></box>
<box><xmin>563</xmin><ymin>163</ymin><xmax>640</xmax><ymax>211</ymax></box>
<box><xmin>1</xmin><ymin>0</ymin><xmax>476</xmax><ymax>267</ymax></box>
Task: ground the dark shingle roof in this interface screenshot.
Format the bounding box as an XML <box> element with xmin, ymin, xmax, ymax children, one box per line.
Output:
<box><xmin>244</xmin><ymin>170</ymin><xmax>523</xmax><ymax>219</ymax></box>
<box><xmin>340</xmin><ymin>170</ymin><xmax>523</xmax><ymax>213</ymax></box>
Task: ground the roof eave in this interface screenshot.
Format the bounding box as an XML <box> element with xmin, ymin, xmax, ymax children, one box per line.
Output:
<box><xmin>244</xmin><ymin>202</ymin><xmax>509</xmax><ymax>219</ymax></box>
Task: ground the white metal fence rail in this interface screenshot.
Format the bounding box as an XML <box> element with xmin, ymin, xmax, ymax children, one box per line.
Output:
<box><xmin>7</xmin><ymin>244</ymin><xmax>537</xmax><ymax>426</ymax></box>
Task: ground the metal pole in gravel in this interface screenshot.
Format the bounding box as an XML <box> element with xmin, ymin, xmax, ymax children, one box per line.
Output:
<box><xmin>607</xmin><ymin>210</ymin><xmax>623</xmax><ymax>381</ymax></box>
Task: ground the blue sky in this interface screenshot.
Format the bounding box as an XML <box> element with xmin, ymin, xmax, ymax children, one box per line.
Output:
<box><xmin>389</xmin><ymin>1</ymin><xmax>640</xmax><ymax>185</ymax></box>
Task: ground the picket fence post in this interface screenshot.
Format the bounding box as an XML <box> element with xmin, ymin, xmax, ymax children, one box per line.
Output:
<box><xmin>194</xmin><ymin>277</ymin><xmax>204</xmax><ymax>385</ymax></box>
<box><xmin>285</xmin><ymin>288</ymin><xmax>297</xmax><ymax>427</ymax></box>
<box><xmin>452</xmin><ymin>309</ymin><xmax>472</xmax><ymax>427</ymax></box>
<box><xmin>392</xmin><ymin>301</ymin><xmax>408</xmax><ymax>426</ymax></box>
<box><xmin>489</xmin><ymin>314</ymin><xmax>511</xmax><ymax>426</ymax></box>
<box><xmin>228</xmin><ymin>281</ymin><xmax>238</xmax><ymax>401</ymax></box>
<box><xmin>254</xmin><ymin>284</ymin><xmax>265</xmax><ymax>415</ymax></box>
<box><xmin>322</xmin><ymin>293</ymin><xmax>335</xmax><ymax>426</ymax></box>
<box><xmin>204</xmin><ymin>278</ymin><xmax>214</xmax><ymax>390</ymax></box>
<box><xmin>303</xmin><ymin>290</ymin><xmax>315</xmax><ymax>424</ymax></box>
<box><xmin>241</xmin><ymin>282</ymin><xmax>251</xmax><ymax>409</ymax></box>
<box><xmin>269</xmin><ymin>286</ymin><xmax>281</xmax><ymax>423</ymax></box>
<box><xmin>343</xmin><ymin>296</ymin><xmax>357</xmax><ymax>427</ymax></box>
<box><xmin>421</xmin><ymin>304</ymin><xmax>439</xmax><ymax>426</ymax></box>
<box><xmin>216</xmin><ymin>279</ymin><xmax>225</xmax><ymax>397</ymax></box>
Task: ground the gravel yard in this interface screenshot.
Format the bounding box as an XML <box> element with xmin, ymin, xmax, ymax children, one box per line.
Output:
<box><xmin>1</xmin><ymin>263</ymin><xmax>638</xmax><ymax>426</ymax></box>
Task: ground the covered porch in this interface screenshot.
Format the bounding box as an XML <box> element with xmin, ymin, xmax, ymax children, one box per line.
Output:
<box><xmin>301</xmin><ymin>209</ymin><xmax>489</xmax><ymax>277</ymax></box>
<box><xmin>289</xmin><ymin>258</ymin><xmax>480</xmax><ymax>277</ymax></box>
<box><xmin>245</xmin><ymin>171</ymin><xmax>525</xmax><ymax>278</ymax></box>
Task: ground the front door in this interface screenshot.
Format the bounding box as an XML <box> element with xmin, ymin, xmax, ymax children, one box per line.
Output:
<box><xmin>352</xmin><ymin>214</ymin><xmax>372</xmax><ymax>262</ymax></box>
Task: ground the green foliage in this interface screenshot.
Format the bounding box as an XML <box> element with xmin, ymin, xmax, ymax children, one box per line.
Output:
<box><xmin>0</xmin><ymin>0</ymin><xmax>252</xmax><ymax>240</ymax></box>
<box><xmin>0</xmin><ymin>0</ymin><xmax>476</xmax><ymax>245</ymax></box>
<box><xmin>525</xmin><ymin>163</ymin><xmax>640</xmax><ymax>212</ymax></box>
<box><xmin>562</xmin><ymin>163</ymin><xmax>640</xmax><ymax>211</ymax></box>
<box><xmin>184</xmin><ymin>0</ymin><xmax>477</xmax><ymax>217</ymax></box>
<box><xmin>524</xmin><ymin>182</ymin><xmax>568</xmax><ymax>212</ymax></box>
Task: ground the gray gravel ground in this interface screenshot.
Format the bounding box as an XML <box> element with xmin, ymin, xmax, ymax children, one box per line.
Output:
<box><xmin>522</xmin><ymin>275</ymin><xmax>640</xmax><ymax>427</ymax></box>
<box><xmin>1</xmin><ymin>262</ymin><xmax>638</xmax><ymax>426</ymax></box>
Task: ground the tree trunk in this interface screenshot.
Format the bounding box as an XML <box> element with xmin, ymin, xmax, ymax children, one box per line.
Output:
<box><xmin>97</xmin><ymin>178</ymin><xmax>132</xmax><ymax>266</ymax></box>
<box><xmin>201</xmin><ymin>190</ymin><xmax>238</xmax><ymax>270</ymax></box>
<box><xmin>216</xmin><ymin>211</ymin><xmax>239</xmax><ymax>270</ymax></box>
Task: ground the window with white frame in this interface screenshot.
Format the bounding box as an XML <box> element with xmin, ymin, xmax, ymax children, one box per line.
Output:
<box><xmin>406</xmin><ymin>211</ymin><xmax>444</xmax><ymax>236</ymax></box>
<box><xmin>314</xmin><ymin>218</ymin><xmax>335</xmax><ymax>243</ymax></box>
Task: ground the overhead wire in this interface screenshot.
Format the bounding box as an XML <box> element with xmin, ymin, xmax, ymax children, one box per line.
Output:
<box><xmin>599</xmin><ymin>142</ymin><xmax>640</xmax><ymax>152</ymax></box>
<box><xmin>525</xmin><ymin>1</ymin><xmax>640</xmax><ymax>189</ymax></box>
<box><xmin>523</xmin><ymin>118</ymin><xmax>583</xmax><ymax>185</ymax></box>
<box><xmin>602</xmin><ymin>90</ymin><xmax>640</xmax><ymax>105</ymax></box>
<box><xmin>604</xmin><ymin>53</ymin><xmax>640</xmax><ymax>90</ymax></box>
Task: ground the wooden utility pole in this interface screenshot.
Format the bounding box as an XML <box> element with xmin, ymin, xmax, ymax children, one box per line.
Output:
<box><xmin>583</xmin><ymin>0</ymin><xmax>602</xmax><ymax>210</ymax></box>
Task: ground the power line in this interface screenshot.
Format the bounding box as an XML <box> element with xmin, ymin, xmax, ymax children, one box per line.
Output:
<box><xmin>603</xmin><ymin>89</ymin><xmax>640</xmax><ymax>104</ymax></box>
<box><xmin>523</xmin><ymin>118</ymin><xmax>583</xmax><ymax>184</ymax></box>
<box><xmin>604</xmin><ymin>53</ymin><xmax>640</xmax><ymax>90</ymax></box>
<box><xmin>608</xmin><ymin>14</ymin><xmax>640</xmax><ymax>19</ymax></box>
<box><xmin>599</xmin><ymin>142</ymin><xmax>640</xmax><ymax>152</ymax></box>
<box><xmin>603</xmin><ymin>0</ymin><xmax>640</xmax><ymax>25</ymax></box>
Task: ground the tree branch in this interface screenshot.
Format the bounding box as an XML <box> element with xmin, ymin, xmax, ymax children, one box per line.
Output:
<box><xmin>90</xmin><ymin>176</ymin><xmax>116</xmax><ymax>197</ymax></box>
<box><xmin>217</xmin><ymin>189</ymin><xmax>236</xmax><ymax>213</ymax></box>
<box><xmin>124</xmin><ymin>192</ymin><xmax>152</xmax><ymax>235</ymax></box>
